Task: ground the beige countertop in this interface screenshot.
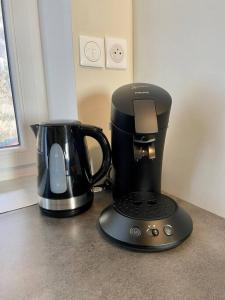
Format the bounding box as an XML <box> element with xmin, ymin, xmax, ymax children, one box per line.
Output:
<box><xmin>0</xmin><ymin>177</ymin><xmax>225</xmax><ymax>300</ymax></box>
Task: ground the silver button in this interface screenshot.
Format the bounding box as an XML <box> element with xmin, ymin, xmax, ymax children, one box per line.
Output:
<box><xmin>130</xmin><ymin>226</ymin><xmax>142</xmax><ymax>238</ymax></box>
<box><xmin>152</xmin><ymin>228</ymin><xmax>159</xmax><ymax>236</ymax></box>
<box><xmin>164</xmin><ymin>225</ymin><xmax>174</xmax><ymax>236</ymax></box>
<box><xmin>146</xmin><ymin>226</ymin><xmax>159</xmax><ymax>237</ymax></box>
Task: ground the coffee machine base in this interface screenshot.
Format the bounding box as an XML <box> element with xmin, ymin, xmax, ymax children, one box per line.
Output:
<box><xmin>99</xmin><ymin>194</ymin><xmax>193</xmax><ymax>252</ymax></box>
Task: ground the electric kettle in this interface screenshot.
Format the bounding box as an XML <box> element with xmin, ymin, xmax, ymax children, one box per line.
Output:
<box><xmin>31</xmin><ymin>121</ymin><xmax>111</xmax><ymax>217</ymax></box>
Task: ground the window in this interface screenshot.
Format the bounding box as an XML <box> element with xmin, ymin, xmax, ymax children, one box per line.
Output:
<box><xmin>0</xmin><ymin>0</ymin><xmax>19</xmax><ymax>149</ymax></box>
<box><xmin>0</xmin><ymin>0</ymin><xmax>76</xmax><ymax>182</ymax></box>
<box><xmin>0</xmin><ymin>0</ymin><xmax>48</xmax><ymax>181</ymax></box>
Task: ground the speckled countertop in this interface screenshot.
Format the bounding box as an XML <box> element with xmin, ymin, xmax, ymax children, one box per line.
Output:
<box><xmin>0</xmin><ymin>177</ymin><xmax>225</xmax><ymax>300</ymax></box>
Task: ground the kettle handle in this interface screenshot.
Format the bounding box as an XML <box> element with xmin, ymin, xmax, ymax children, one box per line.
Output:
<box><xmin>81</xmin><ymin>125</ymin><xmax>111</xmax><ymax>185</ymax></box>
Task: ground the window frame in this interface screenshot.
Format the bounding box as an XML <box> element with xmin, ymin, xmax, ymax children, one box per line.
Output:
<box><xmin>0</xmin><ymin>0</ymin><xmax>48</xmax><ymax>180</ymax></box>
<box><xmin>0</xmin><ymin>0</ymin><xmax>78</xmax><ymax>181</ymax></box>
<box><xmin>0</xmin><ymin>0</ymin><xmax>21</xmax><ymax>150</ymax></box>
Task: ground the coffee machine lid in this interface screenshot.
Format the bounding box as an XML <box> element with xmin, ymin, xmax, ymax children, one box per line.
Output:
<box><xmin>111</xmin><ymin>83</ymin><xmax>172</xmax><ymax>134</ymax></box>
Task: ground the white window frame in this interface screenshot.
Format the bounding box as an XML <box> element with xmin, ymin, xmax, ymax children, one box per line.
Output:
<box><xmin>0</xmin><ymin>0</ymin><xmax>48</xmax><ymax>180</ymax></box>
<box><xmin>38</xmin><ymin>0</ymin><xmax>78</xmax><ymax>121</ymax></box>
<box><xmin>0</xmin><ymin>0</ymin><xmax>78</xmax><ymax>181</ymax></box>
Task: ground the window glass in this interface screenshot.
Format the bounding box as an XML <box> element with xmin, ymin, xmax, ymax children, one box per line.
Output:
<box><xmin>0</xmin><ymin>1</ymin><xmax>19</xmax><ymax>149</ymax></box>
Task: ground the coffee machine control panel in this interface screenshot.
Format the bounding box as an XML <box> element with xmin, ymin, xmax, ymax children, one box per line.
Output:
<box><xmin>129</xmin><ymin>224</ymin><xmax>174</xmax><ymax>239</ymax></box>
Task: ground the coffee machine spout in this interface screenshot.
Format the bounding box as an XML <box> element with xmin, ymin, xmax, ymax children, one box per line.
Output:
<box><xmin>30</xmin><ymin>124</ymin><xmax>40</xmax><ymax>138</ymax></box>
<box><xmin>148</xmin><ymin>142</ymin><xmax>156</xmax><ymax>160</ymax></box>
<box><xmin>133</xmin><ymin>138</ymin><xmax>156</xmax><ymax>161</ymax></box>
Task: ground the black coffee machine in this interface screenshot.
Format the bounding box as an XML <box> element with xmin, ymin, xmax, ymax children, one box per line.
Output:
<box><xmin>99</xmin><ymin>83</ymin><xmax>193</xmax><ymax>251</ymax></box>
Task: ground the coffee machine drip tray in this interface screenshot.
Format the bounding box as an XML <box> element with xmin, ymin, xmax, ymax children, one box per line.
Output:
<box><xmin>99</xmin><ymin>193</ymin><xmax>193</xmax><ymax>252</ymax></box>
<box><xmin>114</xmin><ymin>192</ymin><xmax>177</xmax><ymax>220</ymax></box>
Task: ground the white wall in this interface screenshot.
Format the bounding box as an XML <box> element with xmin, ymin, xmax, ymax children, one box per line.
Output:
<box><xmin>133</xmin><ymin>0</ymin><xmax>225</xmax><ymax>217</ymax></box>
<box><xmin>72</xmin><ymin>0</ymin><xmax>133</xmax><ymax>170</ymax></box>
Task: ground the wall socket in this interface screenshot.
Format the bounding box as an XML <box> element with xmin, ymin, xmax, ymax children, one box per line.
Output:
<box><xmin>105</xmin><ymin>37</ymin><xmax>127</xmax><ymax>69</ymax></box>
<box><xmin>79</xmin><ymin>35</ymin><xmax>104</xmax><ymax>68</ymax></box>
<box><xmin>79</xmin><ymin>35</ymin><xmax>127</xmax><ymax>69</ymax></box>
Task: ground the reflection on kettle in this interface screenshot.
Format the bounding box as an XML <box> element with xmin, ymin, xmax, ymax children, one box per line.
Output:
<box><xmin>31</xmin><ymin>121</ymin><xmax>111</xmax><ymax>217</ymax></box>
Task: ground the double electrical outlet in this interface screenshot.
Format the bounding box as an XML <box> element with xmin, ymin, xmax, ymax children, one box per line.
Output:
<box><xmin>79</xmin><ymin>35</ymin><xmax>127</xmax><ymax>69</ymax></box>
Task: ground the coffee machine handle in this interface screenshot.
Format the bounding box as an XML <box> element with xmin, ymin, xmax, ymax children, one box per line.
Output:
<box><xmin>81</xmin><ymin>125</ymin><xmax>111</xmax><ymax>185</ymax></box>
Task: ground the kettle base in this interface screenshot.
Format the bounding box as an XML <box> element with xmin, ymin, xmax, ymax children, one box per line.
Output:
<box><xmin>40</xmin><ymin>200</ymin><xmax>93</xmax><ymax>218</ymax></box>
<box><xmin>99</xmin><ymin>198</ymin><xmax>193</xmax><ymax>252</ymax></box>
<box><xmin>39</xmin><ymin>192</ymin><xmax>93</xmax><ymax>218</ymax></box>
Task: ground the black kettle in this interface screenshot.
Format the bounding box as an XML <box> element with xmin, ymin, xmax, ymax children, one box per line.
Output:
<box><xmin>31</xmin><ymin>121</ymin><xmax>111</xmax><ymax>217</ymax></box>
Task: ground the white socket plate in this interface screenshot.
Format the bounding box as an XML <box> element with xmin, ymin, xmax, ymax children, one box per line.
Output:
<box><xmin>105</xmin><ymin>37</ymin><xmax>127</xmax><ymax>69</ymax></box>
<box><xmin>79</xmin><ymin>35</ymin><xmax>104</xmax><ymax>68</ymax></box>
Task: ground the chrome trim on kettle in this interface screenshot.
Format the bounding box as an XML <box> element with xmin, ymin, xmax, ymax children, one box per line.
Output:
<box><xmin>39</xmin><ymin>193</ymin><xmax>91</xmax><ymax>211</ymax></box>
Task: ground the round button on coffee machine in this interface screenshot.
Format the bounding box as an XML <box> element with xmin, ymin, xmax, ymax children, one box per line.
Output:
<box><xmin>152</xmin><ymin>228</ymin><xmax>159</xmax><ymax>236</ymax></box>
<box><xmin>164</xmin><ymin>225</ymin><xmax>174</xmax><ymax>236</ymax></box>
<box><xmin>146</xmin><ymin>226</ymin><xmax>159</xmax><ymax>237</ymax></box>
<box><xmin>130</xmin><ymin>226</ymin><xmax>142</xmax><ymax>238</ymax></box>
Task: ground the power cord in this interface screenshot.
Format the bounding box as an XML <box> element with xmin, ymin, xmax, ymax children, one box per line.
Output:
<box><xmin>92</xmin><ymin>165</ymin><xmax>112</xmax><ymax>193</ymax></box>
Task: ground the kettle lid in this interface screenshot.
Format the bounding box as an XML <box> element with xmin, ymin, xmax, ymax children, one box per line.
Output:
<box><xmin>40</xmin><ymin>120</ymin><xmax>81</xmax><ymax>127</ymax></box>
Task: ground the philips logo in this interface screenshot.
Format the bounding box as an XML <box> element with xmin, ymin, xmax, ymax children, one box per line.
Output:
<box><xmin>131</xmin><ymin>85</ymin><xmax>148</xmax><ymax>89</ymax></box>
<box><xmin>134</xmin><ymin>91</ymin><xmax>149</xmax><ymax>95</ymax></box>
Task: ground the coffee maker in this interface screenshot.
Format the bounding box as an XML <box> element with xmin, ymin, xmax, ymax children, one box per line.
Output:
<box><xmin>99</xmin><ymin>83</ymin><xmax>193</xmax><ymax>251</ymax></box>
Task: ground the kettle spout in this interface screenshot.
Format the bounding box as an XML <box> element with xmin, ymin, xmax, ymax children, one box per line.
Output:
<box><xmin>30</xmin><ymin>124</ymin><xmax>39</xmax><ymax>137</ymax></box>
